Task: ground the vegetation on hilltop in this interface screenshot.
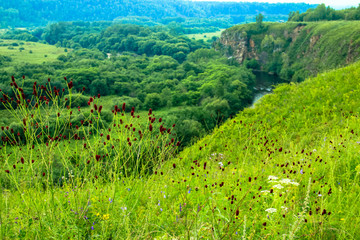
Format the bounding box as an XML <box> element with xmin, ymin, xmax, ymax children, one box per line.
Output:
<box><xmin>289</xmin><ymin>3</ymin><xmax>360</xmax><ymax>22</ymax></box>
<box><xmin>219</xmin><ymin>21</ymin><xmax>360</xmax><ymax>82</ymax></box>
<box><xmin>1</xmin><ymin>56</ymin><xmax>360</xmax><ymax>239</ymax></box>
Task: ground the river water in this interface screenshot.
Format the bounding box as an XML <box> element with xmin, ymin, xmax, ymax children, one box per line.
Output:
<box><xmin>250</xmin><ymin>71</ymin><xmax>285</xmax><ymax>107</ymax></box>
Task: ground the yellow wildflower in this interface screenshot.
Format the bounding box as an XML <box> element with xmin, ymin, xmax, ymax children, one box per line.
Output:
<box><xmin>103</xmin><ymin>214</ymin><xmax>110</xmax><ymax>220</ymax></box>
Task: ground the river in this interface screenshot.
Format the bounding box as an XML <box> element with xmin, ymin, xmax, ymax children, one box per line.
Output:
<box><xmin>250</xmin><ymin>71</ymin><xmax>285</xmax><ymax>107</ymax></box>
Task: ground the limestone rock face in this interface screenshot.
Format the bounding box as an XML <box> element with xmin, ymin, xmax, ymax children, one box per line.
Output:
<box><xmin>220</xmin><ymin>31</ymin><xmax>258</xmax><ymax>64</ymax></box>
<box><xmin>218</xmin><ymin>22</ymin><xmax>360</xmax><ymax>81</ymax></box>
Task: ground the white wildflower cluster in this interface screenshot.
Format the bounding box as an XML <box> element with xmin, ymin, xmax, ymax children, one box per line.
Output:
<box><xmin>68</xmin><ymin>170</ymin><xmax>74</xmax><ymax>178</ymax></box>
<box><xmin>281</xmin><ymin>206</ymin><xmax>288</xmax><ymax>211</ymax></box>
<box><xmin>279</xmin><ymin>178</ymin><xmax>300</xmax><ymax>186</ymax></box>
<box><xmin>265</xmin><ymin>208</ymin><xmax>277</xmax><ymax>213</ymax></box>
<box><xmin>209</xmin><ymin>153</ymin><xmax>224</xmax><ymax>161</ymax></box>
<box><xmin>261</xmin><ymin>176</ymin><xmax>301</xmax><ymax>219</ymax></box>
<box><xmin>268</xmin><ymin>176</ymin><xmax>300</xmax><ymax>187</ymax></box>
<box><xmin>268</xmin><ymin>175</ymin><xmax>278</xmax><ymax>181</ymax></box>
<box><xmin>273</xmin><ymin>184</ymin><xmax>284</xmax><ymax>189</ymax></box>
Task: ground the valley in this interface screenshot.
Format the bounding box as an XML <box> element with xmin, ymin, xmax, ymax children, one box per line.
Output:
<box><xmin>1</xmin><ymin>1</ymin><xmax>360</xmax><ymax>239</ymax></box>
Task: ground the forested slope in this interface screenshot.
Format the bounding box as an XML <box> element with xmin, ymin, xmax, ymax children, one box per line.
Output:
<box><xmin>0</xmin><ymin>0</ymin><xmax>314</xmax><ymax>27</ymax></box>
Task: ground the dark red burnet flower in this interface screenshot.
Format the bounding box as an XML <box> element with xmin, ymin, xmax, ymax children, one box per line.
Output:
<box><xmin>68</xmin><ymin>81</ymin><xmax>73</xmax><ymax>90</ymax></box>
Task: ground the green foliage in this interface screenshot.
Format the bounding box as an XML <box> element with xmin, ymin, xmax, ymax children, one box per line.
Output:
<box><xmin>256</xmin><ymin>13</ymin><xmax>264</xmax><ymax>29</ymax></box>
<box><xmin>221</xmin><ymin>21</ymin><xmax>360</xmax><ymax>81</ymax></box>
<box><xmin>1</xmin><ymin>52</ymin><xmax>360</xmax><ymax>239</ymax></box>
<box><xmin>0</xmin><ymin>1</ymin><xmax>315</xmax><ymax>28</ymax></box>
<box><xmin>0</xmin><ymin>21</ymin><xmax>256</xmax><ymax>145</ymax></box>
<box><xmin>289</xmin><ymin>4</ymin><xmax>360</xmax><ymax>22</ymax></box>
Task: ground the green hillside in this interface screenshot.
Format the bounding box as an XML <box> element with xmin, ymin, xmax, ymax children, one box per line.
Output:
<box><xmin>1</xmin><ymin>57</ymin><xmax>360</xmax><ymax>238</ymax></box>
<box><xmin>219</xmin><ymin>21</ymin><xmax>360</xmax><ymax>82</ymax></box>
<box><xmin>0</xmin><ymin>39</ymin><xmax>69</xmax><ymax>64</ymax></box>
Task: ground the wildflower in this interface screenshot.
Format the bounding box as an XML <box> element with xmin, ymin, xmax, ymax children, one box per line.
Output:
<box><xmin>219</xmin><ymin>162</ymin><xmax>224</xmax><ymax>168</ymax></box>
<box><xmin>68</xmin><ymin>81</ymin><xmax>73</xmax><ymax>89</ymax></box>
<box><xmin>265</xmin><ymin>208</ymin><xmax>277</xmax><ymax>213</ymax></box>
<box><xmin>290</xmin><ymin>182</ymin><xmax>300</xmax><ymax>186</ymax></box>
<box><xmin>279</xmin><ymin>179</ymin><xmax>292</xmax><ymax>184</ymax></box>
<box><xmin>300</xmin><ymin>169</ymin><xmax>304</xmax><ymax>174</ymax></box>
<box><xmin>273</xmin><ymin>184</ymin><xmax>284</xmax><ymax>189</ymax></box>
<box><xmin>268</xmin><ymin>175</ymin><xmax>278</xmax><ymax>181</ymax></box>
<box><xmin>109</xmin><ymin>198</ymin><xmax>113</xmax><ymax>203</ymax></box>
<box><xmin>103</xmin><ymin>214</ymin><xmax>110</xmax><ymax>220</ymax></box>
<box><xmin>281</xmin><ymin>206</ymin><xmax>288</xmax><ymax>211</ymax></box>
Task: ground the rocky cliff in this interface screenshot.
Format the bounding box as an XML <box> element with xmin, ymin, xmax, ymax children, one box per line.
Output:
<box><xmin>218</xmin><ymin>21</ymin><xmax>360</xmax><ymax>81</ymax></box>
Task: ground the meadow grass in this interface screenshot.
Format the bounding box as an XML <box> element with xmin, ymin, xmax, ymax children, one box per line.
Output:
<box><xmin>186</xmin><ymin>29</ymin><xmax>224</xmax><ymax>41</ymax></box>
<box><xmin>0</xmin><ymin>39</ymin><xmax>69</xmax><ymax>65</ymax></box>
<box><xmin>1</xmin><ymin>61</ymin><xmax>360</xmax><ymax>239</ymax></box>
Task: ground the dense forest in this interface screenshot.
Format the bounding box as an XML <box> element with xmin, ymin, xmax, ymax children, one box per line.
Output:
<box><xmin>0</xmin><ymin>0</ymin><xmax>315</xmax><ymax>28</ymax></box>
<box><xmin>289</xmin><ymin>3</ymin><xmax>360</xmax><ymax>21</ymax></box>
<box><xmin>0</xmin><ymin>23</ymin><xmax>254</xmax><ymax>145</ymax></box>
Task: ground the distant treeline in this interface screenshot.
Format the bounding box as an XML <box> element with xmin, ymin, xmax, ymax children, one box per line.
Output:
<box><xmin>289</xmin><ymin>4</ymin><xmax>360</xmax><ymax>21</ymax></box>
<box><xmin>0</xmin><ymin>0</ymin><xmax>315</xmax><ymax>27</ymax></box>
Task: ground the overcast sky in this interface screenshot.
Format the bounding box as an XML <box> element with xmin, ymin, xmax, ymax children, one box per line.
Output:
<box><xmin>191</xmin><ymin>0</ymin><xmax>359</xmax><ymax>9</ymax></box>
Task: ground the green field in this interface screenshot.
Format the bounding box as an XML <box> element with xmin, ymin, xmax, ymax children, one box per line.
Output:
<box><xmin>0</xmin><ymin>39</ymin><xmax>70</xmax><ymax>64</ymax></box>
<box><xmin>185</xmin><ymin>29</ymin><xmax>224</xmax><ymax>41</ymax></box>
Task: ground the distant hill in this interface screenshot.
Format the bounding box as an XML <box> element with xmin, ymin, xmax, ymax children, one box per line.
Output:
<box><xmin>0</xmin><ymin>0</ymin><xmax>315</xmax><ymax>27</ymax></box>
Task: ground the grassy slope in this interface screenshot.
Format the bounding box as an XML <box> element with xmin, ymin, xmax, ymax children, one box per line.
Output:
<box><xmin>0</xmin><ymin>39</ymin><xmax>69</xmax><ymax>65</ymax></box>
<box><xmin>2</xmin><ymin>62</ymin><xmax>360</xmax><ymax>239</ymax></box>
<box><xmin>222</xmin><ymin>21</ymin><xmax>360</xmax><ymax>81</ymax></box>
